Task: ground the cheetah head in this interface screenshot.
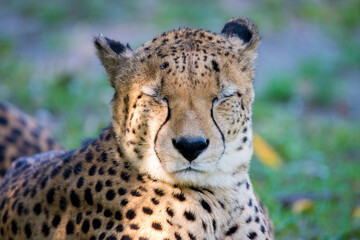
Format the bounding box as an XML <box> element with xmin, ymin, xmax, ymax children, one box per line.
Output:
<box><xmin>95</xmin><ymin>17</ymin><xmax>260</xmax><ymax>187</ymax></box>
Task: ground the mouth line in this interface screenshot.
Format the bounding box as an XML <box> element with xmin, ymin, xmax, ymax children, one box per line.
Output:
<box><xmin>173</xmin><ymin>167</ymin><xmax>205</xmax><ymax>174</ymax></box>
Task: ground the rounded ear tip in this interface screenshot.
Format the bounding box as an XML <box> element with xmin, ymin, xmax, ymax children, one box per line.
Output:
<box><xmin>222</xmin><ymin>17</ymin><xmax>259</xmax><ymax>45</ymax></box>
<box><xmin>227</xmin><ymin>17</ymin><xmax>258</xmax><ymax>34</ymax></box>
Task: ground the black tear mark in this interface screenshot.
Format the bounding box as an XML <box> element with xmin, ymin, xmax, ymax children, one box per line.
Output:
<box><xmin>154</xmin><ymin>98</ymin><xmax>171</xmax><ymax>162</ymax></box>
<box><xmin>211</xmin><ymin>98</ymin><xmax>225</xmax><ymax>153</ymax></box>
<box><xmin>211</xmin><ymin>60</ymin><xmax>220</xmax><ymax>72</ymax></box>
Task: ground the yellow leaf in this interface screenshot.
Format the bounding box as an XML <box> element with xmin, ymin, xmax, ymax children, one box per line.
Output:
<box><xmin>292</xmin><ymin>199</ymin><xmax>314</xmax><ymax>214</ymax></box>
<box><xmin>353</xmin><ymin>206</ymin><xmax>360</xmax><ymax>219</ymax></box>
<box><xmin>253</xmin><ymin>133</ymin><xmax>283</xmax><ymax>169</ymax></box>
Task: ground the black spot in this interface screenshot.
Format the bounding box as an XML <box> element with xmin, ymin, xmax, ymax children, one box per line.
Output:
<box><xmin>126</xmin><ymin>209</ymin><xmax>136</xmax><ymax>220</ymax></box>
<box><xmin>63</xmin><ymin>167</ymin><xmax>72</xmax><ymax>179</ymax></box>
<box><xmin>260</xmin><ymin>225</ymin><xmax>265</xmax><ymax>233</ymax></box>
<box><xmin>74</xmin><ymin>162</ymin><xmax>82</xmax><ymax>174</ymax></box>
<box><xmin>84</xmin><ymin>188</ymin><xmax>93</xmax><ymax>205</ymax></box>
<box><xmin>130</xmin><ymin>224</ymin><xmax>139</xmax><ymax>230</ymax></box>
<box><xmin>46</xmin><ymin>188</ymin><xmax>55</xmax><ymax>204</ymax></box>
<box><xmin>116</xmin><ymin>224</ymin><xmax>124</xmax><ymax>232</ymax></box>
<box><xmin>173</xmin><ymin>192</ymin><xmax>186</xmax><ymax>201</ymax></box>
<box><xmin>184</xmin><ymin>211</ymin><xmax>196</xmax><ymax>221</ymax></box>
<box><xmin>70</xmin><ymin>190</ymin><xmax>80</xmax><ymax>207</ymax></box>
<box><xmin>77</xmin><ymin>177</ymin><xmax>84</xmax><ymax>188</ymax></box>
<box><xmin>120</xmin><ymin>171</ymin><xmax>130</xmax><ymax>182</ymax></box>
<box><xmin>212</xmin><ymin>218</ymin><xmax>217</xmax><ymax>232</ymax></box>
<box><xmin>120</xmin><ymin>235</ymin><xmax>131</xmax><ymax>240</ymax></box>
<box><xmin>142</xmin><ymin>207</ymin><xmax>153</xmax><ymax>215</ymax></box>
<box><xmin>130</xmin><ymin>189</ymin><xmax>141</xmax><ymax>197</ymax></box>
<box><xmin>121</xmin><ymin>199</ymin><xmax>128</xmax><ymax>206</ymax></box>
<box><xmin>99</xmin><ymin>232</ymin><xmax>106</xmax><ymax>240</ymax></box>
<box><xmin>82</xmin><ymin>220</ymin><xmax>90</xmax><ymax>233</ymax></box>
<box><xmin>151</xmin><ymin>222</ymin><xmax>162</xmax><ymax>231</ymax></box>
<box><xmin>66</xmin><ymin>220</ymin><xmax>74</xmax><ymax>234</ymax></box>
<box><xmin>106</xmin><ymin>190</ymin><xmax>116</xmax><ymax>200</ymax></box>
<box><xmin>247</xmin><ymin>231</ymin><xmax>257</xmax><ymax>239</ymax></box>
<box><xmin>95</xmin><ymin>181</ymin><xmax>103</xmax><ymax>192</ymax></box>
<box><xmin>59</xmin><ymin>196</ymin><xmax>67</xmax><ymax>211</ymax></box>
<box><xmin>96</xmin><ymin>204</ymin><xmax>103</xmax><ymax>213</ymax></box>
<box><xmin>106</xmin><ymin>236</ymin><xmax>117</xmax><ymax>240</ymax></box>
<box><xmin>200</xmin><ymin>199</ymin><xmax>212</xmax><ymax>213</ymax></box>
<box><xmin>245</xmin><ymin>216</ymin><xmax>252</xmax><ymax>223</ymax></box>
<box><xmin>88</xmin><ymin>165</ymin><xmax>97</xmax><ymax>175</ymax></box>
<box><xmin>166</xmin><ymin>207</ymin><xmax>174</xmax><ymax>217</ymax></box>
<box><xmin>76</xmin><ymin>212</ymin><xmax>83</xmax><ymax>224</ymax></box>
<box><xmin>188</xmin><ymin>232</ymin><xmax>196</xmax><ymax>240</ymax></box>
<box><xmin>52</xmin><ymin>215</ymin><xmax>61</xmax><ymax>227</ymax></box>
<box><xmin>255</xmin><ymin>216</ymin><xmax>260</xmax><ymax>223</ymax></box>
<box><xmin>104</xmin><ymin>209</ymin><xmax>112</xmax><ymax>217</ymax></box>
<box><xmin>11</xmin><ymin>220</ymin><xmax>17</xmax><ymax>234</ymax></box>
<box><xmin>92</xmin><ymin>218</ymin><xmax>101</xmax><ymax>229</ymax></box>
<box><xmin>85</xmin><ymin>151</ymin><xmax>93</xmax><ymax>162</ymax></box>
<box><xmin>100</xmin><ymin>152</ymin><xmax>107</xmax><ymax>162</ymax></box>
<box><xmin>211</xmin><ymin>60</ymin><xmax>220</xmax><ymax>72</ymax></box>
<box><xmin>118</xmin><ymin>188</ymin><xmax>127</xmax><ymax>195</ymax></box>
<box><xmin>151</xmin><ymin>197</ymin><xmax>159</xmax><ymax>205</ymax></box>
<box><xmin>115</xmin><ymin>211</ymin><xmax>122</xmax><ymax>220</ymax></box>
<box><xmin>106</xmin><ymin>221</ymin><xmax>114</xmax><ymax>230</ymax></box>
<box><xmin>225</xmin><ymin>224</ymin><xmax>238</xmax><ymax>236</ymax></box>
<box><xmin>160</xmin><ymin>62</ymin><xmax>169</xmax><ymax>69</ymax></box>
<box><xmin>174</xmin><ymin>232</ymin><xmax>182</xmax><ymax>240</ymax></box>
<box><xmin>25</xmin><ymin>223</ymin><xmax>32</xmax><ymax>238</ymax></box>
<box><xmin>41</xmin><ymin>223</ymin><xmax>49</xmax><ymax>236</ymax></box>
<box><xmin>108</xmin><ymin>167</ymin><xmax>116</xmax><ymax>175</ymax></box>
<box><xmin>154</xmin><ymin>188</ymin><xmax>165</xmax><ymax>196</ymax></box>
<box><xmin>33</xmin><ymin>203</ymin><xmax>41</xmax><ymax>215</ymax></box>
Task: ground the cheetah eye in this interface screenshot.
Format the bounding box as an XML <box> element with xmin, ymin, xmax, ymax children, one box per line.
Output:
<box><xmin>218</xmin><ymin>86</ymin><xmax>237</xmax><ymax>100</ymax></box>
<box><xmin>160</xmin><ymin>62</ymin><xmax>169</xmax><ymax>70</ymax></box>
<box><xmin>141</xmin><ymin>85</ymin><xmax>160</xmax><ymax>98</ymax></box>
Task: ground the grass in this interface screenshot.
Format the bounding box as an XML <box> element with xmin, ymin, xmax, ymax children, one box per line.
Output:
<box><xmin>1</xmin><ymin>0</ymin><xmax>359</xmax><ymax>239</ymax></box>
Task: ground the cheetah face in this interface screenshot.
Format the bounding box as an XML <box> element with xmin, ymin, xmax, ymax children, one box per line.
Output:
<box><xmin>95</xmin><ymin>18</ymin><xmax>259</xmax><ymax>187</ymax></box>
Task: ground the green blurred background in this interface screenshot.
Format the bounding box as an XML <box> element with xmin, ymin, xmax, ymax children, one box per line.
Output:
<box><xmin>1</xmin><ymin>0</ymin><xmax>360</xmax><ymax>239</ymax></box>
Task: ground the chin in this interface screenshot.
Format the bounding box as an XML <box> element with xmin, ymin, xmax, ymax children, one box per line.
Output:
<box><xmin>171</xmin><ymin>168</ymin><xmax>206</xmax><ymax>186</ymax></box>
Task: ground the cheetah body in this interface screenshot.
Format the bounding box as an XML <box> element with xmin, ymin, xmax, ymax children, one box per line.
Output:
<box><xmin>0</xmin><ymin>18</ymin><xmax>273</xmax><ymax>240</ymax></box>
<box><xmin>0</xmin><ymin>102</ymin><xmax>61</xmax><ymax>182</ymax></box>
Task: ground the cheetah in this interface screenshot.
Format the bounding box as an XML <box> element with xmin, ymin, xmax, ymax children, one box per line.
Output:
<box><xmin>0</xmin><ymin>102</ymin><xmax>61</xmax><ymax>182</ymax></box>
<box><xmin>0</xmin><ymin>17</ymin><xmax>274</xmax><ymax>239</ymax></box>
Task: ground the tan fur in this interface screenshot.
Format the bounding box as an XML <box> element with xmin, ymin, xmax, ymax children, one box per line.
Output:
<box><xmin>0</xmin><ymin>17</ymin><xmax>273</xmax><ymax>239</ymax></box>
<box><xmin>0</xmin><ymin>102</ymin><xmax>62</xmax><ymax>182</ymax></box>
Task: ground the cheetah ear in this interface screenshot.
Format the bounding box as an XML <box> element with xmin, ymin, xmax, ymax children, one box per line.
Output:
<box><xmin>221</xmin><ymin>17</ymin><xmax>259</xmax><ymax>50</ymax></box>
<box><xmin>94</xmin><ymin>35</ymin><xmax>133</xmax><ymax>88</ymax></box>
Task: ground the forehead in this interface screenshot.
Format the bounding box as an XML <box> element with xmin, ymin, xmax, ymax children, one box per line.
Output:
<box><xmin>137</xmin><ymin>29</ymin><xmax>238</xmax><ymax>91</ymax></box>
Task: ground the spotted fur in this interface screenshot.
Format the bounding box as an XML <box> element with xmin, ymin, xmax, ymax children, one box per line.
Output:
<box><xmin>0</xmin><ymin>102</ymin><xmax>61</xmax><ymax>182</ymax></box>
<box><xmin>0</xmin><ymin>17</ymin><xmax>273</xmax><ymax>239</ymax></box>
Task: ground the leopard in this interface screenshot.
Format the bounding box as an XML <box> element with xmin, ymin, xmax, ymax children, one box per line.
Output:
<box><xmin>0</xmin><ymin>101</ymin><xmax>62</xmax><ymax>182</ymax></box>
<box><xmin>0</xmin><ymin>17</ymin><xmax>274</xmax><ymax>240</ymax></box>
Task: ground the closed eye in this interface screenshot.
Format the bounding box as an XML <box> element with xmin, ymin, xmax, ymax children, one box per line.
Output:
<box><xmin>141</xmin><ymin>85</ymin><xmax>160</xmax><ymax>98</ymax></box>
<box><xmin>218</xmin><ymin>86</ymin><xmax>237</xmax><ymax>100</ymax></box>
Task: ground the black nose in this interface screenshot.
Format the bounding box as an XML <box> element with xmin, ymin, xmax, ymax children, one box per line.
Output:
<box><xmin>172</xmin><ymin>137</ymin><xmax>209</xmax><ymax>162</ymax></box>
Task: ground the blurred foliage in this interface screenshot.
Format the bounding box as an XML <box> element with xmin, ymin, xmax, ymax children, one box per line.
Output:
<box><xmin>1</xmin><ymin>0</ymin><xmax>360</xmax><ymax>239</ymax></box>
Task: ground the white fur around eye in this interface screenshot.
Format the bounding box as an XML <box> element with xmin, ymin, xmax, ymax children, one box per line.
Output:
<box><xmin>141</xmin><ymin>85</ymin><xmax>159</xmax><ymax>97</ymax></box>
<box><xmin>219</xmin><ymin>85</ymin><xmax>237</xmax><ymax>99</ymax></box>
